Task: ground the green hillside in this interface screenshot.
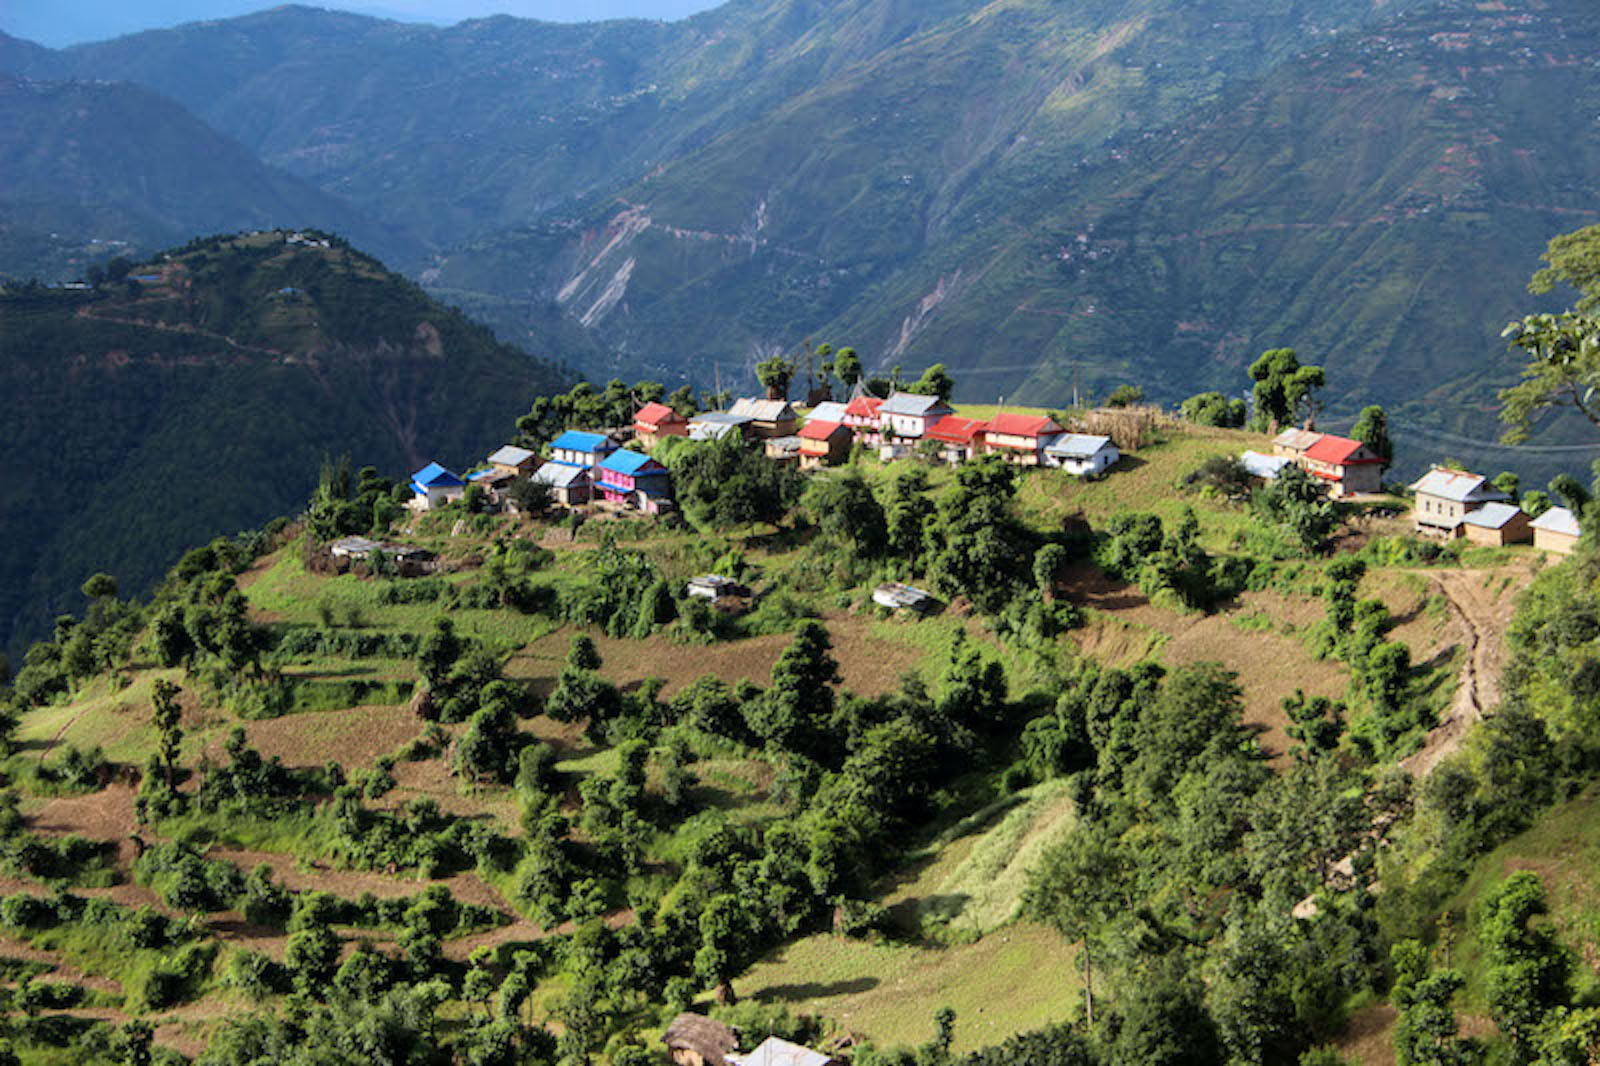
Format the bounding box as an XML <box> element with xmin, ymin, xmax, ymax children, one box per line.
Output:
<box><xmin>0</xmin><ymin>75</ymin><xmax>414</xmax><ymax>277</ymax></box>
<box><xmin>0</xmin><ymin>231</ymin><xmax>573</xmax><ymax>658</ymax></box>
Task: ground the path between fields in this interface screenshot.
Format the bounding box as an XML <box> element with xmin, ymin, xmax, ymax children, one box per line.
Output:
<box><xmin>1400</xmin><ymin>566</ymin><xmax>1532</xmax><ymax>779</ymax></box>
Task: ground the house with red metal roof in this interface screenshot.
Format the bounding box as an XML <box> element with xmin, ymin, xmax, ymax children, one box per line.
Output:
<box><xmin>841</xmin><ymin>388</ymin><xmax>885</xmax><ymax>445</ymax></box>
<box><xmin>924</xmin><ymin>415</ymin><xmax>989</xmax><ymax>465</ymax></box>
<box><xmin>632</xmin><ymin>402</ymin><xmax>689</xmax><ymax>447</ymax></box>
<box><xmin>1301</xmin><ymin>434</ymin><xmax>1384</xmax><ymax>496</ymax></box>
<box><xmin>981</xmin><ymin>412</ymin><xmax>1065</xmax><ymax>465</ymax></box>
<box><xmin>797</xmin><ymin>419</ymin><xmax>852</xmax><ymax>469</ymax></box>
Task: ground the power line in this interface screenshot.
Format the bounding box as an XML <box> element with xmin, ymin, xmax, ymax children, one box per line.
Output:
<box><xmin>1388</xmin><ymin>418</ymin><xmax>1600</xmax><ymax>454</ymax></box>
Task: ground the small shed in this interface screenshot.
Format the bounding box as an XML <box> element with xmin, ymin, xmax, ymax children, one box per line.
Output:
<box><xmin>533</xmin><ymin>462</ymin><xmax>592</xmax><ymax>507</ymax></box>
<box><xmin>1042</xmin><ymin>433</ymin><xmax>1119</xmax><ymax>476</ymax></box>
<box><xmin>1531</xmin><ymin>506</ymin><xmax>1582</xmax><ymax>555</ymax></box>
<box><xmin>873</xmin><ymin>582</ymin><xmax>935</xmax><ymax>612</ymax></box>
<box><xmin>765</xmin><ymin>435</ymin><xmax>804</xmax><ymax>463</ymax></box>
<box><xmin>687</xmin><ymin>574</ymin><xmax>742</xmax><ymax>601</ymax></box>
<box><xmin>663</xmin><ymin>1013</ymin><xmax>740</xmax><ymax>1066</ymax></box>
<box><xmin>1460</xmin><ymin>503</ymin><xmax>1532</xmax><ymax>546</ymax></box>
<box><xmin>487</xmin><ymin>444</ymin><xmax>540</xmax><ymax>477</ymax></box>
<box><xmin>330</xmin><ymin>536</ymin><xmax>383</xmax><ymax>559</ymax></box>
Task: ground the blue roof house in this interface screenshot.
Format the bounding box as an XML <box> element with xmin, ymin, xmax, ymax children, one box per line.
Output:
<box><xmin>549</xmin><ymin>430</ymin><xmax>618</xmax><ymax>471</ymax></box>
<box><xmin>411</xmin><ymin>462</ymin><xmax>466</xmax><ymax>511</ymax></box>
<box><xmin>598</xmin><ymin>449</ymin><xmax>673</xmax><ymax>514</ymax></box>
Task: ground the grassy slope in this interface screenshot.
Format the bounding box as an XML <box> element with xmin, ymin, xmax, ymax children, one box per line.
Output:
<box><xmin>5</xmin><ymin>419</ymin><xmax>1540</xmax><ymax>1059</ymax></box>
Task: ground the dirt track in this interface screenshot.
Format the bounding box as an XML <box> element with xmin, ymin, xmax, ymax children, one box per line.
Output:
<box><xmin>1400</xmin><ymin>566</ymin><xmax>1533</xmax><ymax>778</ymax></box>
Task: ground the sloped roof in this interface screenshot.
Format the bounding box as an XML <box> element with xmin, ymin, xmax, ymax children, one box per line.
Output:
<box><xmin>987</xmin><ymin>412</ymin><xmax>1063</xmax><ymax>438</ymax></box>
<box><xmin>925</xmin><ymin>415</ymin><xmax>989</xmax><ymax>444</ymax></box>
<box><xmin>728</xmin><ymin>1037</ymin><xmax>832</xmax><ymax>1066</ymax></box>
<box><xmin>1531</xmin><ymin>506</ymin><xmax>1582</xmax><ymax>537</ymax></box>
<box><xmin>1273</xmin><ymin>428</ymin><xmax>1323</xmax><ymax>451</ymax></box>
<box><xmin>1462</xmin><ymin>502</ymin><xmax>1526</xmax><ymax>530</ymax></box>
<box><xmin>1410</xmin><ymin>468</ymin><xmax>1510</xmax><ymax>504</ymax></box>
<box><xmin>411</xmin><ymin>462</ymin><xmax>464</xmax><ymax>487</ymax></box>
<box><xmin>549</xmin><ymin>430</ymin><xmax>614</xmax><ymax>453</ymax></box>
<box><xmin>692</xmin><ymin>411</ymin><xmax>753</xmax><ymax>426</ymax></box>
<box><xmin>878</xmin><ymin>392</ymin><xmax>952</xmax><ymax>418</ymax></box>
<box><xmin>634</xmin><ymin>402</ymin><xmax>682</xmax><ymax>426</ymax></box>
<box><xmin>1240</xmin><ymin>450</ymin><xmax>1292</xmax><ymax>479</ymax></box>
<box><xmin>600</xmin><ymin>449</ymin><xmax>665</xmax><ymax>476</ymax></box>
<box><xmin>1304</xmin><ymin>434</ymin><xmax>1380</xmax><ymax>465</ymax></box>
<box><xmin>533</xmin><ymin>463</ymin><xmax>590</xmax><ymax>488</ymax></box>
<box><xmin>798</xmin><ymin>420</ymin><xmax>848</xmax><ymax>441</ymax></box>
<box><xmin>1044</xmin><ymin>433</ymin><xmax>1115</xmax><ymax>458</ymax></box>
<box><xmin>808</xmin><ymin>401</ymin><xmax>849</xmax><ymax>424</ymax></box>
<box><xmin>729</xmin><ymin>397</ymin><xmax>797</xmax><ymax>422</ymax></box>
<box><xmin>844</xmin><ymin>394</ymin><xmax>884</xmax><ymax>418</ymax></box>
<box><xmin>488</xmin><ymin>445</ymin><xmax>536</xmax><ymax>467</ymax></box>
<box><xmin>662</xmin><ymin>1013</ymin><xmax>739</xmax><ymax>1066</ymax></box>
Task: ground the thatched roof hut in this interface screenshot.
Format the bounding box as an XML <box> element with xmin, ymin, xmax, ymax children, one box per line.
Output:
<box><xmin>663</xmin><ymin>1013</ymin><xmax>739</xmax><ymax>1066</ymax></box>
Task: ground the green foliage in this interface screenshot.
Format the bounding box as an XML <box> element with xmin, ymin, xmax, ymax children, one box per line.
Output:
<box><xmin>1103</xmin><ymin>385</ymin><xmax>1144</xmax><ymax>409</ymax></box>
<box><xmin>1248</xmin><ymin>349</ymin><xmax>1325</xmax><ymax>432</ymax></box>
<box><xmin>665</xmin><ymin>435</ymin><xmax>802</xmax><ymax>530</ymax></box>
<box><xmin>1180</xmin><ymin>392</ymin><xmax>1247</xmax><ymax>428</ymax></box>
<box><xmin>1350</xmin><ymin>406</ymin><xmax>1394</xmax><ymax>473</ymax></box>
<box><xmin>1252</xmin><ymin>466</ymin><xmax>1337</xmax><ymax>555</ymax></box>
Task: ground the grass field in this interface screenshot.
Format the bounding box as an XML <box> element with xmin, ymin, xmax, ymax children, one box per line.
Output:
<box><xmin>737</xmin><ymin>922</ymin><xmax>1081</xmax><ymax>1053</ymax></box>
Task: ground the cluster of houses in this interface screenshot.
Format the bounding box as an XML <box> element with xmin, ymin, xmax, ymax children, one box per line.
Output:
<box><xmin>1240</xmin><ymin>428</ymin><xmax>1582</xmax><ymax>554</ymax></box>
<box><xmin>404</xmin><ymin>387</ymin><xmax>1124</xmax><ymax>520</ymax></box>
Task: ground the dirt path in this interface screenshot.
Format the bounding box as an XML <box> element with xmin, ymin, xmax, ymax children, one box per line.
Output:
<box><xmin>1400</xmin><ymin>567</ymin><xmax>1533</xmax><ymax>778</ymax></box>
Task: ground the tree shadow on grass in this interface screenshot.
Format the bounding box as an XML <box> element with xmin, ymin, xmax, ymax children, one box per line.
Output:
<box><xmin>755</xmin><ymin>976</ymin><xmax>880</xmax><ymax>1003</ymax></box>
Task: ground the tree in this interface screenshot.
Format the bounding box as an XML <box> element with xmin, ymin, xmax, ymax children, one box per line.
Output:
<box><xmin>746</xmin><ymin>622</ymin><xmax>839</xmax><ymax>755</ymax></box>
<box><xmin>803</xmin><ymin>472</ymin><xmax>887</xmax><ymax>556</ymax></box>
<box><xmin>909</xmin><ymin>363</ymin><xmax>955</xmax><ymax>402</ymax></box>
<box><xmin>1181</xmin><ymin>392</ymin><xmax>1247</xmax><ymax>428</ymax></box>
<box><xmin>756</xmin><ymin>355</ymin><xmax>795</xmax><ymax>400</ymax></box>
<box><xmin>151</xmin><ymin>679</ymin><xmax>183</xmax><ymax>786</ymax></box>
<box><xmin>1529</xmin><ymin>223</ymin><xmax>1600</xmax><ymax>313</ymax></box>
<box><xmin>1105</xmin><ymin>385</ymin><xmax>1143</xmax><ymax>408</ymax></box>
<box><xmin>1499</xmin><ymin>313</ymin><xmax>1600</xmax><ymax>442</ymax></box>
<box><xmin>1248</xmin><ymin>349</ymin><xmax>1325</xmax><ymax>431</ymax></box>
<box><xmin>1390</xmin><ymin>941</ymin><xmax>1479</xmax><ymax>1066</ymax></box>
<box><xmin>82</xmin><ymin>572</ymin><xmax>119</xmax><ymax>600</ymax></box>
<box><xmin>1475</xmin><ymin>871</ymin><xmax>1571</xmax><ymax>1048</ymax></box>
<box><xmin>1025</xmin><ymin>822</ymin><xmax>1131</xmax><ymax>1027</ymax></box>
<box><xmin>1253</xmin><ymin>466</ymin><xmax>1338</xmax><ymax>554</ymax></box>
<box><xmin>1350</xmin><ymin>405</ymin><xmax>1394</xmax><ymax>474</ymax></box>
<box><xmin>834</xmin><ymin>347</ymin><xmax>863</xmax><ymax>388</ymax></box>
<box><xmin>695</xmin><ymin>894</ymin><xmax>755</xmax><ymax>1004</ymax></box>
<box><xmin>568</xmin><ymin>634</ymin><xmax>602</xmax><ymax>673</ymax></box>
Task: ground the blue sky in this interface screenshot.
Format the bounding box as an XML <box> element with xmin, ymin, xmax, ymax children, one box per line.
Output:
<box><xmin>2</xmin><ymin>1</ymin><xmax>723</xmax><ymax>47</ymax></box>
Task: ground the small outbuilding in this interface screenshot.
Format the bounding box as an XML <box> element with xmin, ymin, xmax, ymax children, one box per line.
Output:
<box><xmin>765</xmin><ymin>435</ymin><xmax>804</xmax><ymax>463</ymax></box>
<box><xmin>1042</xmin><ymin>433</ymin><xmax>1119</xmax><ymax>476</ymax></box>
<box><xmin>532</xmin><ymin>462</ymin><xmax>592</xmax><ymax>507</ymax></box>
<box><xmin>1459</xmin><ymin>502</ymin><xmax>1532</xmax><ymax>546</ymax></box>
<box><xmin>1531</xmin><ymin>506</ymin><xmax>1582</xmax><ymax>555</ymax></box>
<box><xmin>410</xmin><ymin>462</ymin><xmax>466</xmax><ymax>510</ymax></box>
<box><xmin>663</xmin><ymin>1013</ymin><xmax>740</xmax><ymax>1066</ymax></box>
<box><xmin>1240</xmin><ymin>450</ymin><xmax>1292</xmax><ymax>482</ymax></box>
<box><xmin>487</xmin><ymin>444</ymin><xmax>540</xmax><ymax>477</ymax></box>
<box><xmin>687</xmin><ymin>574</ymin><xmax>744</xmax><ymax>601</ymax></box>
<box><xmin>873</xmin><ymin>582</ymin><xmax>935</xmax><ymax>613</ymax></box>
<box><xmin>690</xmin><ymin>411</ymin><xmax>756</xmax><ymax>442</ymax></box>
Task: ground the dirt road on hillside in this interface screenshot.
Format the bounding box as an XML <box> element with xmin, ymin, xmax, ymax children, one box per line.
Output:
<box><xmin>1400</xmin><ymin>566</ymin><xmax>1533</xmax><ymax>778</ymax></box>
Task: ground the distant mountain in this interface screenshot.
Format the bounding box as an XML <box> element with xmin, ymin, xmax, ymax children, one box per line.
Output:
<box><xmin>0</xmin><ymin>74</ymin><xmax>416</xmax><ymax>279</ymax></box>
<box><xmin>0</xmin><ymin>231</ymin><xmax>574</xmax><ymax>656</ymax></box>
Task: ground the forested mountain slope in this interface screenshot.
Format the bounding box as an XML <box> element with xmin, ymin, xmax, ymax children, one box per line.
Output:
<box><xmin>0</xmin><ymin>232</ymin><xmax>573</xmax><ymax>657</ymax></box>
<box><xmin>0</xmin><ymin>75</ymin><xmax>412</xmax><ymax>279</ymax></box>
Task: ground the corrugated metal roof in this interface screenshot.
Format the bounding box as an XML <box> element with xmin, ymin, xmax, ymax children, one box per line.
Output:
<box><xmin>798</xmin><ymin>420</ymin><xmax>847</xmax><ymax>441</ymax></box>
<box><xmin>411</xmin><ymin>462</ymin><xmax>464</xmax><ymax>487</ymax></box>
<box><xmin>601</xmin><ymin>449</ymin><xmax>664</xmax><ymax>476</ymax></box>
<box><xmin>729</xmin><ymin>398</ymin><xmax>797</xmax><ymax>422</ymax></box>
<box><xmin>987</xmin><ymin>412</ymin><xmax>1062</xmax><ymax>437</ymax></box>
<box><xmin>728</xmin><ymin>1038</ymin><xmax>832</xmax><ymax>1066</ymax></box>
<box><xmin>634</xmin><ymin>402</ymin><xmax>680</xmax><ymax>425</ymax></box>
<box><xmin>807</xmin><ymin>401</ymin><xmax>849</xmax><ymax>424</ymax></box>
<box><xmin>1044</xmin><ymin>433</ymin><xmax>1115</xmax><ymax>458</ymax></box>
<box><xmin>1411</xmin><ymin>468</ymin><xmax>1509</xmax><ymax>503</ymax></box>
<box><xmin>1273</xmin><ymin>428</ymin><xmax>1323</xmax><ymax>451</ymax></box>
<box><xmin>488</xmin><ymin>445</ymin><xmax>536</xmax><ymax>467</ymax></box>
<box><xmin>925</xmin><ymin>415</ymin><xmax>988</xmax><ymax>444</ymax></box>
<box><xmin>533</xmin><ymin>464</ymin><xmax>590</xmax><ymax>488</ymax></box>
<box><xmin>1240</xmin><ymin>450</ymin><xmax>1291</xmax><ymax>479</ymax></box>
<box><xmin>878</xmin><ymin>392</ymin><xmax>951</xmax><ymax>417</ymax></box>
<box><xmin>1462</xmin><ymin>502</ymin><xmax>1524</xmax><ymax>530</ymax></box>
<box><xmin>1304</xmin><ymin>434</ymin><xmax>1379</xmax><ymax>465</ymax></box>
<box><xmin>1531</xmin><ymin>506</ymin><xmax>1582</xmax><ymax>537</ymax></box>
<box><xmin>549</xmin><ymin>430</ymin><xmax>614</xmax><ymax>453</ymax></box>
